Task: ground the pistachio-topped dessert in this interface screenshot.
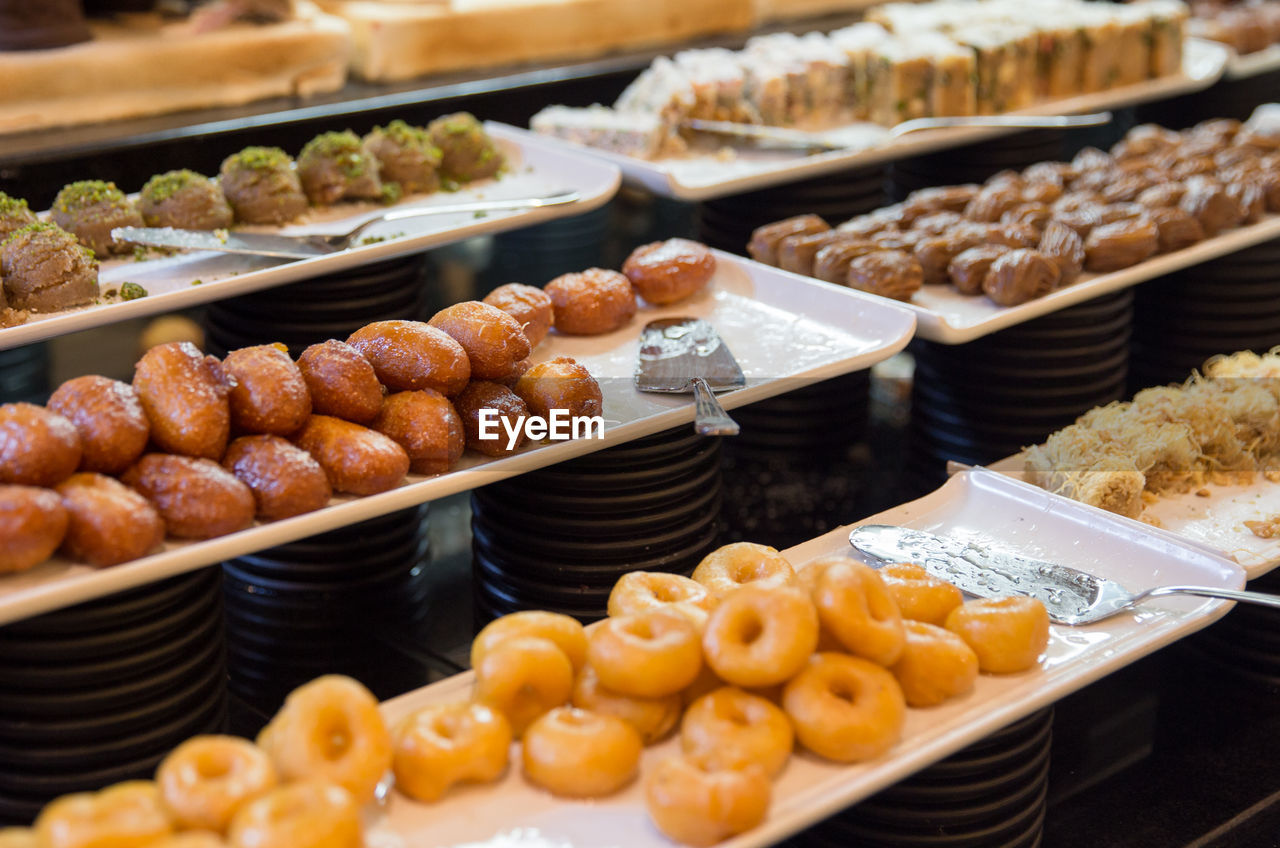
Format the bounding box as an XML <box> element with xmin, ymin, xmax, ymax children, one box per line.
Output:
<box><xmin>219</xmin><ymin>146</ymin><xmax>309</xmax><ymax>225</ymax></box>
<box><xmin>0</xmin><ymin>192</ymin><xmax>38</xmax><ymax>242</ymax></box>
<box><xmin>50</xmin><ymin>180</ymin><xmax>144</xmax><ymax>257</ymax></box>
<box><xmin>427</xmin><ymin>112</ymin><xmax>505</xmax><ymax>184</ymax></box>
<box><xmin>297</xmin><ymin>130</ymin><xmax>384</xmax><ymax>205</ymax></box>
<box><xmin>0</xmin><ymin>222</ymin><xmax>99</xmax><ymax>313</ymax></box>
<box><xmin>139</xmin><ymin>169</ymin><xmax>234</xmax><ymax>231</ymax></box>
<box><xmin>364</xmin><ymin>120</ymin><xmax>444</xmax><ymax>195</ymax></box>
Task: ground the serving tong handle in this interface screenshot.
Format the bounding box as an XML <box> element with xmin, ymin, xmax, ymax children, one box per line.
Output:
<box><xmin>691</xmin><ymin>377</ymin><xmax>740</xmax><ymax>437</ymax></box>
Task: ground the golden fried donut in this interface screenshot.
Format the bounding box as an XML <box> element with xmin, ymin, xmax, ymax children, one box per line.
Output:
<box><xmin>891</xmin><ymin>621</ymin><xmax>980</xmax><ymax>707</ymax></box>
<box><xmin>428</xmin><ymin>301</ymin><xmax>532</xmax><ymax>380</ymax></box>
<box><xmin>544</xmin><ymin>268</ymin><xmax>636</xmax><ymax>335</ymax></box>
<box><xmin>47</xmin><ymin>375</ymin><xmax>149</xmax><ymax>474</ymax></box>
<box><xmin>393</xmin><ymin>702</ymin><xmax>511</xmax><ymax>802</ymax></box>
<box><xmin>0</xmin><ymin>829</ymin><xmax>35</xmax><ymax>848</ymax></box>
<box><xmin>702</xmin><ymin>585</ymin><xmax>818</xmax><ymax>688</ymax></box>
<box><xmin>692</xmin><ymin>543</ymin><xmax>798</xmax><ymax>599</ymax></box>
<box><xmin>291</xmin><ymin>415</ymin><xmax>409</xmax><ymax>496</ymax></box>
<box><xmin>133</xmin><ymin>341</ymin><xmax>232</xmax><ymax>460</ymax></box>
<box><xmin>222</xmin><ymin>435</ymin><xmax>332</xmax><ymax>521</ymax></box>
<box><xmin>571</xmin><ymin>663</ymin><xmax>681</xmax><ymax>745</ymax></box>
<box><xmin>227</xmin><ymin>782</ymin><xmax>361</xmax><ymax>848</ymax></box>
<box><xmin>296</xmin><ymin>341</ymin><xmax>383</xmax><ymax>424</ymax></box>
<box><xmin>782</xmin><ymin>653</ymin><xmax>906</xmax><ymax>763</ymax></box>
<box><xmin>473</xmin><ymin>636</ymin><xmax>574</xmax><ymax>738</ymax></box>
<box><xmin>470</xmin><ymin>610</ymin><xmax>588</xmax><ymax>673</ymax></box>
<box><xmin>680</xmin><ymin>687</ymin><xmax>793</xmax><ymax>778</ymax></box>
<box><xmin>0</xmin><ymin>402</ymin><xmax>81</xmax><ymax>487</ymax></box>
<box><xmin>587</xmin><ymin>610</ymin><xmax>703</xmax><ymax>698</ymax></box>
<box><xmin>877</xmin><ymin>562</ymin><xmax>963</xmax><ymax>626</ymax></box>
<box><xmin>0</xmin><ymin>485</ymin><xmax>68</xmax><ymax>574</ymax></box>
<box><xmin>483</xmin><ymin>283</ymin><xmax>554</xmax><ymax>347</ymax></box>
<box><xmin>945</xmin><ymin>596</ymin><xmax>1050</xmax><ymax>674</ymax></box>
<box><xmin>156</xmin><ymin>735</ymin><xmax>278</xmax><ymax>833</ymax></box>
<box><xmin>36</xmin><ymin>781</ymin><xmax>173</xmax><ymax>848</ymax></box>
<box><xmin>347</xmin><ymin>320</ymin><xmax>471</xmax><ymax>396</ymax></box>
<box><xmin>512</xmin><ymin>356</ymin><xmax>603</xmax><ymax>423</ymax></box>
<box><xmin>370</xmin><ymin>390</ymin><xmax>464</xmax><ymax>475</ymax></box>
<box><xmin>122</xmin><ymin>454</ymin><xmax>254</xmax><ymax>540</ymax></box>
<box><xmin>145</xmin><ymin>834</ymin><xmax>227</xmax><ymax>848</ymax></box>
<box><xmin>222</xmin><ymin>344</ymin><xmax>312</xmax><ymax>436</ymax></box>
<box><xmin>521</xmin><ymin>707</ymin><xmax>642</xmax><ymax>798</ymax></box>
<box><xmin>622</xmin><ymin>239</ymin><xmax>716</xmax><ymax>305</ymax></box>
<box><xmin>802</xmin><ymin>557</ymin><xmax>905</xmax><ymax>667</ymax></box>
<box><xmin>644</xmin><ymin>754</ymin><xmax>770</xmax><ymax>848</ymax></box>
<box><xmin>607</xmin><ymin>571</ymin><xmax>717</xmax><ymax>631</ymax></box>
<box><xmin>257</xmin><ymin>675</ymin><xmax>392</xmax><ymax>804</ymax></box>
<box><xmin>453</xmin><ymin>380</ymin><xmax>530</xmax><ymax>458</ymax></box>
<box><xmin>56</xmin><ymin>473</ymin><xmax>164</xmax><ymax>567</ymax></box>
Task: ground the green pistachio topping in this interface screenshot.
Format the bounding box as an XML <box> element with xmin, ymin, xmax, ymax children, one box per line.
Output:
<box><xmin>3</xmin><ymin>220</ymin><xmax>73</xmax><ymax>247</ymax></box>
<box><xmin>141</xmin><ymin>169</ymin><xmax>208</xmax><ymax>204</ymax></box>
<box><xmin>379</xmin><ymin>182</ymin><xmax>403</xmax><ymax>205</ymax></box>
<box><xmin>301</xmin><ymin>130</ymin><xmax>374</xmax><ymax>179</ymax></box>
<box><xmin>373</xmin><ymin>119</ymin><xmax>443</xmax><ymax>163</ymax></box>
<box><xmin>437</xmin><ymin>112</ymin><xmax>481</xmax><ymax>136</ymax></box>
<box><xmin>54</xmin><ymin>180</ymin><xmax>128</xmax><ymax>214</ymax></box>
<box><xmin>229</xmin><ymin>146</ymin><xmax>293</xmax><ymax>172</ymax></box>
<box><xmin>120</xmin><ymin>282</ymin><xmax>147</xmax><ymax>300</ymax></box>
<box><xmin>0</xmin><ymin>192</ymin><xmax>32</xmax><ymax>217</ymax></box>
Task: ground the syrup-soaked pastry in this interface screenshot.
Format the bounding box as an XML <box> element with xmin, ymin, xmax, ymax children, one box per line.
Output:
<box><xmin>747</xmin><ymin>215</ymin><xmax>829</xmax><ymax>265</ymax></box>
<box><xmin>1053</xmin><ymin>203</ymin><xmax>1106</xmax><ymax>239</ymax></box>
<box><xmin>347</xmin><ymin>320</ymin><xmax>471</xmax><ymax>396</ymax></box>
<box><xmin>1170</xmin><ymin>156</ymin><xmax>1217</xmax><ymax>180</ymax></box>
<box><xmin>911</xmin><ymin>211</ymin><xmax>965</xmax><ymax>236</ymax></box>
<box><xmin>1226</xmin><ymin>180</ymin><xmax>1267</xmax><ymax>225</ymax></box>
<box><xmin>47</xmin><ymin>376</ymin><xmax>149</xmax><ymax>475</ymax></box>
<box><xmin>904</xmin><ymin>185</ymin><xmax>980</xmax><ymax>214</ymax></box>
<box><xmin>428</xmin><ymin>301</ymin><xmax>532</xmax><ymax>380</ymax></box>
<box><xmin>982</xmin><ymin>249</ymin><xmax>1061</xmax><ymax>306</ymax></box>
<box><xmin>812</xmin><ymin>241</ymin><xmax>879</xmax><ymax>284</ymax></box>
<box><xmin>1179</xmin><ymin>179</ymin><xmax>1246</xmax><ymax>237</ymax></box>
<box><xmin>1258</xmin><ymin>156</ymin><xmax>1280</xmax><ymax>212</ymax></box>
<box><xmin>1022</xmin><ymin>161</ymin><xmax>1076</xmax><ymax>187</ymax></box>
<box><xmin>846</xmin><ymin>250</ymin><xmax>923</xmax><ymax>302</ymax></box>
<box><xmin>1189</xmin><ymin>118</ymin><xmax>1242</xmax><ymax>142</ymax></box>
<box><xmin>777</xmin><ymin>231</ymin><xmax>847</xmax><ymax>277</ymax></box>
<box><xmin>985</xmin><ymin>169</ymin><xmax>1025</xmax><ymax>190</ymax></box>
<box><xmin>869</xmin><ymin>229</ymin><xmax>923</xmax><ymax>253</ymax></box>
<box><xmin>1069</xmin><ymin>167</ymin><xmax>1116</xmax><ymax>195</ymax></box>
<box><xmin>1037</xmin><ymin>221</ymin><xmax>1086</xmax><ymax>286</ymax></box>
<box><xmin>835</xmin><ymin>214</ymin><xmax>895</xmax><ymax>240</ymax></box>
<box><xmin>993</xmin><ymin>223</ymin><xmax>1041</xmax><ymax>249</ymax></box>
<box><xmin>292</xmin><ymin>415</ymin><xmax>410</xmax><ymax>496</ymax></box>
<box><xmin>1020</xmin><ymin>181</ymin><xmax>1064</xmax><ymax>205</ymax></box>
<box><xmin>513</xmin><ymin>356</ymin><xmax>603</xmax><ymax>423</ymax></box>
<box><xmin>1071</xmin><ymin>146</ymin><xmax>1113</xmax><ymax>174</ymax></box>
<box><xmin>1136</xmin><ymin>183</ymin><xmax>1186</xmax><ymax>210</ymax></box>
<box><xmin>0</xmin><ymin>402</ymin><xmax>82</xmax><ymax>487</ymax></box>
<box><xmin>453</xmin><ymin>380</ymin><xmax>530</xmax><ymax>458</ymax></box>
<box><xmin>1110</xmin><ymin>124</ymin><xmax>1180</xmax><ymax>160</ymax></box>
<box><xmin>55</xmin><ymin>472</ymin><xmax>165</xmax><ymax>566</ymax></box>
<box><xmin>1083</xmin><ymin>217</ymin><xmax>1159</xmax><ymax>272</ymax></box>
<box><xmin>1100</xmin><ymin>172</ymin><xmax>1159</xmax><ymax>204</ymax></box>
<box><xmin>1000</xmin><ymin>203</ymin><xmax>1051</xmax><ymax>233</ymax></box>
<box><xmin>963</xmin><ymin>185</ymin><xmax>1022</xmax><ymax>223</ymax></box>
<box><xmin>622</xmin><ymin>239</ymin><xmax>717</xmax><ymax>305</ymax></box>
<box><xmin>1214</xmin><ymin>145</ymin><xmax>1263</xmax><ymax>170</ymax></box>
<box><xmin>0</xmin><ymin>485</ymin><xmax>67</xmax><ymax>574</ymax></box>
<box><xmin>544</xmin><ymin>269</ymin><xmax>637</xmax><ymax>336</ymax></box>
<box><xmin>122</xmin><ymin>454</ymin><xmax>255</xmax><ymax>540</ymax></box>
<box><xmin>1146</xmin><ymin>207</ymin><xmax>1205</xmax><ymax>254</ymax></box>
<box><xmin>222</xmin><ymin>344</ymin><xmax>312</xmax><ymax>436</ymax></box>
<box><xmin>947</xmin><ymin>245</ymin><xmax>1010</xmax><ymax>296</ymax></box>
<box><xmin>296</xmin><ymin>340</ymin><xmax>384</xmax><ymax>424</ymax></box>
<box><xmin>913</xmin><ymin>233</ymin><xmax>982</xmax><ymax>286</ymax></box>
<box><xmin>483</xmin><ymin>284</ymin><xmax>555</xmax><ymax>348</ymax></box>
<box><xmin>132</xmin><ymin>341</ymin><xmax>233</xmax><ymax>461</ymax></box>
<box><xmin>371</xmin><ymin>390</ymin><xmax>464</xmax><ymax>476</ymax></box>
<box><xmin>222</xmin><ymin>435</ymin><xmax>332</xmax><ymax>520</ymax></box>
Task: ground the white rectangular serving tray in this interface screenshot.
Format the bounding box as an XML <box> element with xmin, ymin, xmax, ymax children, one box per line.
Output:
<box><xmin>987</xmin><ymin>454</ymin><xmax>1280</xmax><ymax>580</ymax></box>
<box><xmin>1225</xmin><ymin>43</ymin><xmax>1280</xmax><ymax>79</ymax></box>
<box><xmin>0</xmin><ymin>251</ymin><xmax>915</xmax><ymax>626</ymax></box>
<box><xmin>0</xmin><ymin>123</ymin><xmax>621</xmax><ymax>351</ymax></box>
<box><xmin>365</xmin><ymin>467</ymin><xmax>1243</xmax><ymax>848</ymax></box>
<box><xmin>506</xmin><ymin>39</ymin><xmax>1229</xmax><ymax>202</ymax></box>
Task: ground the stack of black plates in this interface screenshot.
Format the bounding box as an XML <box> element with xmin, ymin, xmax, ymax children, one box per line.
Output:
<box><xmin>202</xmin><ymin>254</ymin><xmax>428</xmax><ymax>358</ymax></box>
<box><xmin>1130</xmin><ymin>238</ymin><xmax>1280</xmax><ymax>393</ymax></box>
<box><xmin>221</xmin><ymin>506</ymin><xmax>432</xmax><ymax>721</ymax></box>
<box><xmin>1178</xmin><ymin>568</ymin><xmax>1280</xmax><ymax>693</ymax></box>
<box><xmin>720</xmin><ymin>372</ymin><xmax>872</xmax><ymax>550</ymax></box>
<box><xmin>909</xmin><ymin>290</ymin><xmax>1133</xmax><ymax>490</ymax></box>
<box><xmin>696</xmin><ymin>166</ymin><xmax>887</xmax><ymax>255</ymax></box>
<box><xmin>889</xmin><ymin>131</ymin><xmax>1067</xmax><ymax>202</ymax></box>
<box><xmin>471</xmin><ymin>428</ymin><xmax>722</xmax><ymax>623</ymax></box>
<box><xmin>484</xmin><ymin>206</ymin><xmax>611</xmax><ymax>289</ymax></box>
<box><xmin>0</xmin><ymin>570</ymin><xmax>226</xmax><ymax>825</ymax></box>
<box><xmin>790</xmin><ymin>708</ymin><xmax>1053</xmax><ymax>848</ymax></box>
<box><xmin>0</xmin><ymin>343</ymin><xmax>50</xmax><ymax>404</ymax></box>
<box><xmin>1136</xmin><ymin>69</ymin><xmax>1280</xmax><ymax>129</ymax></box>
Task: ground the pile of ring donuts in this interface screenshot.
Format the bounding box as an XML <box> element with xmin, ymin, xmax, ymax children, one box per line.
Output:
<box><xmin>748</xmin><ymin>116</ymin><xmax>1280</xmax><ymax>307</ymax></box>
<box><xmin>0</xmin><ymin>542</ymin><xmax>1049</xmax><ymax>847</ymax></box>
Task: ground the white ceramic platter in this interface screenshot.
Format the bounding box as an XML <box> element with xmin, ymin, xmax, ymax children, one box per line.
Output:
<box><xmin>506</xmin><ymin>39</ymin><xmax>1229</xmax><ymax>202</ymax></box>
<box><xmin>1225</xmin><ymin>43</ymin><xmax>1280</xmax><ymax>79</ymax></box>
<box><xmin>988</xmin><ymin>455</ymin><xmax>1280</xmax><ymax>580</ymax></box>
<box><xmin>0</xmin><ymin>124</ymin><xmax>621</xmax><ymax>351</ymax></box>
<box><xmin>0</xmin><ymin>252</ymin><xmax>915</xmax><ymax>626</ymax></box>
<box><xmin>363</xmin><ymin>468</ymin><xmax>1243</xmax><ymax>848</ymax></box>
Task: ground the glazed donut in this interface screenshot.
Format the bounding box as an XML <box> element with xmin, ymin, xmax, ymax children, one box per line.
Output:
<box><xmin>0</xmin><ymin>403</ymin><xmax>81</xmax><ymax>487</ymax></box>
<box><xmin>371</xmin><ymin>390</ymin><xmax>464</xmax><ymax>476</ymax></box>
<box><xmin>691</xmin><ymin>543</ymin><xmax>798</xmax><ymax>599</ymax></box>
<box><xmin>607</xmin><ymin>571</ymin><xmax>717</xmax><ymax>630</ymax></box>
<box><xmin>144</xmin><ymin>834</ymin><xmax>227</xmax><ymax>848</ymax></box>
<box><xmin>891</xmin><ymin>621</ymin><xmax>980</xmax><ymax>707</ymax></box>
<box><xmin>680</xmin><ymin>687</ymin><xmax>793</xmax><ymax>778</ymax></box>
<box><xmin>347</xmin><ymin>320</ymin><xmax>471</xmax><ymax>397</ymax></box>
<box><xmin>46</xmin><ymin>375</ymin><xmax>149</xmax><ymax>475</ymax></box>
<box><xmin>0</xmin><ymin>485</ymin><xmax>68</xmax><ymax>574</ymax></box>
<box><xmin>393</xmin><ymin>702</ymin><xmax>512</xmax><ymax>802</ymax></box>
<box><xmin>470</xmin><ymin>610</ymin><xmax>588</xmax><ymax>673</ymax></box>
<box><xmin>587</xmin><ymin>610</ymin><xmax>703</xmax><ymax>698</ymax></box>
<box><xmin>483</xmin><ymin>283</ymin><xmax>554</xmax><ymax>347</ymax></box>
<box><xmin>0</xmin><ymin>829</ymin><xmax>34</xmax><ymax>848</ymax></box>
<box><xmin>643</xmin><ymin>754</ymin><xmax>771</xmax><ymax>848</ymax></box>
<box><xmin>221</xmin><ymin>344</ymin><xmax>312</xmax><ymax>436</ymax></box>
<box><xmin>156</xmin><ymin>735</ymin><xmax>278</xmax><ymax>833</ymax></box>
<box><xmin>473</xmin><ymin>636</ymin><xmax>575</xmax><ymax>737</ymax></box>
<box><xmin>876</xmin><ymin>562</ymin><xmax>964</xmax><ymax>626</ymax></box>
<box><xmin>226</xmin><ymin>782</ymin><xmax>361</xmax><ymax>848</ymax></box>
<box><xmin>511</xmin><ymin>356</ymin><xmax>603</xmax><ymax>423</ymax></box>
<box><xmin>572</xmin><ymin>663</ymin><xmax>681</xmax><ymax>745</ymax></box>
<box><xmin>296</xmin><ymin>341</ymin><xmax>383</xmax><ymax>425</ymax></box>
<box><xmin>622</xmin><ymin>238</ymin><xmax>716</xmax><ymax>305</ymax></box>
<box><xmin>428</xmin><ymin>300</ymin><xmax>531</xmax><ymax>380</ymax></box>
<box><xmin>702</xmin><ymin>585</ymin><xmax>818</xmax><ymax>688</ymax></box>
<box><xmin>521</xmin><ymin>707</ymin><xmax>642</xmax><ymax>798</ymax></box>
<box><xmin>544</xmin><ymin>268</ymin><xmax>636</xmax><ymax>335</ymax></box>
<box><xmin>802</xmin><ymin>557</ymin><xmax>905</xmax><ymax>667</ymax></box>
<box><xmin>256</xmin><ymin>675</ymin><xmax>392</xmax><ymax>804</ymax></box>
<box><xmin>35</xmin><ymin>781</ymin><xmax>173</xmax><ymax>848</ymax></box>
<box><xmin>782</xmin><ymin>653</ymin><xmax>906</xmax><ymax>763</ymax></box>
<box><xmin>945</xmin><ymin>596</ymin><xmax>1050</xmax><ymax>674</ymax></box>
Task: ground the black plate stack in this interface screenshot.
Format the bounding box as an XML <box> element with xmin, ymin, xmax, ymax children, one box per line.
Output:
<box><xmin>470</xmin><ymin>427</ymin><xmax>722</xmax><ymax>623</ymax></box>
<box><xmin>788</xmin><ymin>708</ymin><xmax>1053</xmax><ymax>848</ymax></box>
<box><xmin>907</xmin><ymin>289</ymin><xmax>1133</xmax><ymax>492</ymax></box>
<box><xmin>0</xmin><ymin>342</ymin><xmax>50</xmax><ymax>404</ymax></box>
<box><xmin>202</xmin><ymin>254</ymin><xmax>428</xmax><ymax>358</ymax></box>
<box><xmin>1129</xmin><ymin>238</ymin><xmax>1280</xmax><ymax>394</ymax></box>
<box><xmin>221</xmin><ymin>506</ymin><xmax>432</xmax><ymax>724</ymax></box>
<box><xmin>888</xmin><ymin>131</ymin><xmax>1067</xmax><ymax>202</ymax></box>
<box><xmin>0</xmin><ymin>569</ymin><xmax>226</xmax><ymax>825</ymax></box>
<box><xmin>483</xmin><ymin>205</ymin><xmax>611</xmax><ymax>290</ymax></box>
<box><xmin>1178</xmin><ymin>567</ymin><xmax>1280</xmax><ymax>694</ymax></box>
<box><xmin>1136</xmin><ymin>68</ymin><xmax>1280</xmax><ymax>129</ymax></box>
<box><xmin>696</xmin><ymin>166</ymin><xmax>887</xmax><ymax>255</ymax></box>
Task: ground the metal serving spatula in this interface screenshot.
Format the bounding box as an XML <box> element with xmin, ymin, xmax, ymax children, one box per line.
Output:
<box><xmin>848</xmin><ymin>524</ymin><xmax>1280</xmax><ymax>626</ymax></box>
<box><xmin>636</xmin><ymin>317</ymin><xmax>745</xmax><ymax>437</ymax></box>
